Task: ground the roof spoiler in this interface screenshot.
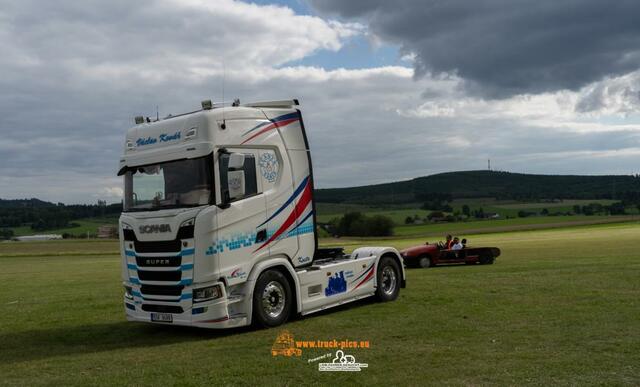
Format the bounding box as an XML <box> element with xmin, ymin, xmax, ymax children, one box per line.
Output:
<box><xmin>242</xmin><ymin>99</ymin><xmax>299</xmax><ymax>108</ymax></box>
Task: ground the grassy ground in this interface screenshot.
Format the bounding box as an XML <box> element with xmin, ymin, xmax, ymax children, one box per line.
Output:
<box><xmin>1</xmin><ymin>223</ymin><xmax>639</xmax><ymax>385</ymax></box>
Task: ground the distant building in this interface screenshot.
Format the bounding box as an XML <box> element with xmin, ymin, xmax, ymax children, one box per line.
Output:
<box><xmin>14</xmin><ymin>234</ymin><xmax>63</xmax><ymax>241</ymax></box>
<box><xmin>97</xmin><ymin>225</ymin><xmax>118</xmax><ymax>239</ymax></box>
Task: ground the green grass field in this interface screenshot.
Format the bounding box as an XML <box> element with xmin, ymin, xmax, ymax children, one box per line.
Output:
<box><xmin>9</xmin><ymin>217</ymin><xmax>119</xmax><ymax>237</ymax></box>
<box><xmin>1</xmin><ymin>223</ymin><xmax>639</xmax><ymax>385</ymax></box>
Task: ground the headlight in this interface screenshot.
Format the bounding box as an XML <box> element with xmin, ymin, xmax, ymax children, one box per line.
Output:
<box><xmin>193</xmin><ymin>285</ymin><xmax>222</xmax><ymax>303</ymax></box>
<box><xmin>124</xmin><ymin>285</ymin><xmax>133</xmax><ymax>300</ymax></box>
<box><xmin>122</xmin><ymin>222</ymin><xmax>133</xmax><ymax>230</ymax></box>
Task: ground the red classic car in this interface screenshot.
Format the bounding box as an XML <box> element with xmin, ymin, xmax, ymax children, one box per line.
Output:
<box><xmin>400</xmin><ymin>242</ymin><xmax>500</xmax><ymax>268</ymax></box>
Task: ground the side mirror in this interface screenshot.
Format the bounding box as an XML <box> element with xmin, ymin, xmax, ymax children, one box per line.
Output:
<box><xmin>219</xmin><ymin>152</ymin><xmax>246</xmax><ymax>207</ymax></box>
<box><xmin>228</xmin><ymin>153</ymin><xmax>245</xmax><ymax>169</ymax></box>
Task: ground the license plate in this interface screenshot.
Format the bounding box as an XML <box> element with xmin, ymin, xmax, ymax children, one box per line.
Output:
<box><xmin>151</xmin><ymin>313</ymin><xmax>173</xmax><ymax>323</ymax></box>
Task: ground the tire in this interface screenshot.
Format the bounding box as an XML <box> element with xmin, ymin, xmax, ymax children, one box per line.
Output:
<box><xmin>418</xmin><ymin>255</ymin><xmax>431</xmax><ymax>268</ymax></box>
<box><xmin>252</xmin><ymin>269</ymin><xmax>293</xmax><ymax>328</ymax></box>
<box><xmin>479</xmin><ymin>256</ymin><xmax>495</xmax><ymax>265</ymax></box>
<box><xmin>376</xmin><ymin>256</ymin><xmax>401</xmax><ymax>302</ymax></box>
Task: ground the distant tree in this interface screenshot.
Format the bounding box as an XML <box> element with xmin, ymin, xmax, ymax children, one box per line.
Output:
<box><xmin>334</xmin><ymin>212</ymin><xmax>393</xmax><ymax>237</ymax></box>
<box><xmin>541</xmin><ymin>208</ymin><xmax>549</xmax><ymax>215</ymax></box>
<box><xmin>461</xmin><ymin>204</ymin><xmax>470</xmax><ymax>217</ymax></box>
<box><xmin>0</xmin><ymin>228</ymin><xmax>13</xmax><ymax>240</ymax></box>
<box><xmin>367</xmin><ymin>215</ymin><xmax>394</xmax><ymax>236</ymax></box>
<box><xmin>573</xmin><ymin>205</ymin><xmax>581</xmax><ymax>214</ymax></box>
<box><xmin>405</xmin><ymin>216</ymin><xmax>414</xmax><ymax>224</ymax></box>
<box><xmin>427</xmin><ymin>211</ymin><xmax>445</xmax><ymax>220</ymax></box>
<box><xmin>607</xmin><ymin>202</ymin><xmax>626</xmax><ymax>215</ymax></box>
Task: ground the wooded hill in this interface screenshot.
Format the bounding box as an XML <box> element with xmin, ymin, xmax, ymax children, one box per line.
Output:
<box><xmin>315</xmin><ymin>170</ymin><xmax>640</xmax><ymax>205</ymax></box>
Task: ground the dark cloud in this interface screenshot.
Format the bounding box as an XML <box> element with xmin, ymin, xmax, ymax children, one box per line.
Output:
<box><xmin>310</xmin><ymin>0</ymin><xmax>640</xmax><ymax>97</ymax></box>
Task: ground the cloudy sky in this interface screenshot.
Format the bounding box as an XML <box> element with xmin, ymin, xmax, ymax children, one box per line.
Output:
<box><xmin>2</xmin><ymin>0</ymin><xmax>640</xmax><ymax>204</ymax></box>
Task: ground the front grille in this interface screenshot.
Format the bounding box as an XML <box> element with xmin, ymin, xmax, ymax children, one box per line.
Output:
<box><xmin>138</xmin><ymin>270</ymin><xmax>182</xmax><ymax>281</ymax></box>
<box><xmin>124</xmin><ymin>225</ymin><xmax>194</xmax><ymax>305</ymax></box>
<box><xmin>140</xmin><ymin>284</ymin><xmax>184</xmax><ymax>296</ymax></box>
<box><xmin>142</xmin><ymin>304</ymin><xmax>184</xmax><ymax>314</ymax></box>
<box><xmin>122</xmin><ymin>226</ymin><xmax>193</xmax><ymax>253</ymax></box>
<box><xmin>134</xmin><ymin>239</ymin><xmax>182</xmax><ymax>253</ymax></box>
<box><xmin>136</xmin><ymin>255</ymin><xmax>182</xmax><ymax>267</ymax></box>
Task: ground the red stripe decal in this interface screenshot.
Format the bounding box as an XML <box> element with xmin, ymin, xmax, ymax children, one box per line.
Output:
<box><xmin>254</xmin><ymin>180</ymin><xmax>312</xmax><ymax>252</ymax></box>
<box><xmin>199</xmin><ymin>315</ymin><xmax>229</xmax><ymax>323</ymax></box>
<box><xmin>240</xmin><ymin>117</ymin><xmax>298</xmax><ymax>145</ymax></box>
<box><xmin>354</xmin><ymin>266</ymin><xmax>375</xmax><ymax>290</ymax></box>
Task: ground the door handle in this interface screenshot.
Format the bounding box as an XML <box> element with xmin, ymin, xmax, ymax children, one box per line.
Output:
<box><xmin>255</xmin><ymin>229</ymin><xmax>267</xmax><ymax>243</ymax></box>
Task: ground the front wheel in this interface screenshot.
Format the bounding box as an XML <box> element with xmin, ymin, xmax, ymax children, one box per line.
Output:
<box><xmin>252</xmin><ymin>269</ymin><xmax>293</xmax><ymax>328</ymax></box>
<box><xmin>418</xmin><ymin>255</ymin><xmax>431</xmax><ymax>268</ymax></box>
<box><xmin>376</xmin><ymin>256</ymin><xmax>401</xmax><ymax>302</ymax></box>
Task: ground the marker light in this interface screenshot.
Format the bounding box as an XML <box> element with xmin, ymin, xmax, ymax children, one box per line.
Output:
<box><xmin>185</xmin><ymin>127</ymin><xmax>197</xmax><ymax>140</ymax></box>
<box><xmin>201</xmin><ymin>100</ymin><xmax>213</xmax><ymax>110</ymax></box>
<box><xmin>180</xmin><ymin>218</ymin><xmax>195</xmax><ymax>228</ymax></box>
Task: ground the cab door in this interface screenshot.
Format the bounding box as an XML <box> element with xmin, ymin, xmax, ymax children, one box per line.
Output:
<box><xmin>213</xmin><ymin>147</ymin><xmax>268</xmax><ymax>285</ymax></box>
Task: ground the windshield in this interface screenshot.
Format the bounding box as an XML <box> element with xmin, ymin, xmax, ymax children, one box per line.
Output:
<box><xmin>123</xmin><ymin>155</ymin><xmax>213</xmax><ymax>212</ymax></box>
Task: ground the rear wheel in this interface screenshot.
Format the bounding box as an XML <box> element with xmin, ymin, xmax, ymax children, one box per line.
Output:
<box><xmin>376</xmin><ymin>256</ymin><xmax>401</xmax><ymax>301</ymax></box>
<box><xmin>479</xmin><ymin>255</ymin><xmax>495</xmax><ymax>265</ymax></box>
<box><xmin>252</xmin><ymin>269</ymin><xmax>293</xmax><ymax>327</ymax></box>
<box><xmin>418</xmin><ymin>255</ymin><xmax>431</xmax><ymax>268</ymax></box>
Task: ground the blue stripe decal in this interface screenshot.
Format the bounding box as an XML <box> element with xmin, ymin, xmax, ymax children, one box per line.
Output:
<box><xmin>241</xmin><ymin>120</ymin><xmax>270</xmax><ymax>137</ymax></box>
<box><xmin>130</xmin><ymin>278</ymin><xmax>140</xmax><ymax>285</ymax></box>
<box><xmin>180</xmin><ymin>279</ymin><xmax>193</xmax><ymax>286</ymax></box>
<box><xmin>241</xmin><ymin>112</ymin><xmax>300</xmax><ymax>137</ymax></box>
<box><xmin>271</xmin><ymin>111</ymin><xmax>300</xmax><ymax>123</ymax></box>
<box><xmin>181</xmin><ymin>293</ymin><xmax>193</xmax><ymax>300</ymax></box>
<box><xmin>125</xmin><ymin>250</ymin><xmax>135</xmax><ymax>256</ymax></box>
<box><xmin>132</xmin><ymin>291</ymin><xmax>142</xmax><ymax>298</ymax></box>
<box><xmin>257</xmin><ymin>176</ymin><xmax>309</xmax><ymax>228</ymax></box>
<box><xmin>181</xmin><ymin>248</ymin><xmax>195</xmax><ymax>256</ymax></box>
<box><xmin>181</xmin><ymin>264</ymin><xmax>194</xmax><ymax>270</ymax></box>
<box><xmin>127</xmin><ymin>264</ymin><xmax>137</xmax><ymax>270</ymax></box>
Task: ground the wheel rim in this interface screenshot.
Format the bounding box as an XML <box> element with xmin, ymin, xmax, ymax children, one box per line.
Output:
<box><xmin>261</xmin><ymin>281</ymin><xmax>285</xmax><ymax>318</ymax></box>
<box><xmin>381</xmin><ymin>266</ymin><xmax>397</xmax><ymax>295</ymax></box>
<box><xmin>420</xmin><ymin>257</ymin><xmax>430</xmax><ymax>267</ymax></box>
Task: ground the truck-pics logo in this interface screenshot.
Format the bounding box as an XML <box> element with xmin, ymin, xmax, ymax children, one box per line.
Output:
<box><xmin>271</xmin><ymin>330</ymin><xmax>302</xmax><ymax>357</ymax></box>
<box><xmin>139</xmin><ymin>224</ymin><xmax>172</xmax><ymax>234</ymax></box>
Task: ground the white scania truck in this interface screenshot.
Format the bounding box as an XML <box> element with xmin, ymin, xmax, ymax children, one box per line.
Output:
<box><xmin>118</xmin><ymin>99</ymin><xmax>405</xmax><ymax>328</ymax></box>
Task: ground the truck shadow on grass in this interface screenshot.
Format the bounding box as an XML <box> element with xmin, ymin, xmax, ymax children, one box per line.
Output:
<box><xmin>2</xmin><ymin>297</ymin><xmax>392</xmax><ymax>364</ymax></box>
<box><xmin>0</xmin><ymin>321</ymin><xmax>253</xmax><ymax>365</ymax></box>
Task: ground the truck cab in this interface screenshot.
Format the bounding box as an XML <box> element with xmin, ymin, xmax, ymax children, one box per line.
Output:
<box><xmin>118</xmin><ymin>99</ymin><xmax>405</xmax><ymax>328</ymax></box>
